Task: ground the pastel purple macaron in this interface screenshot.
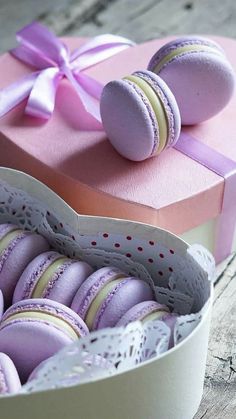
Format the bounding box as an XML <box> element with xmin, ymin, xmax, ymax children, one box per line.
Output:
<box><xmin>0</xmin><ymin>290</ymin><xmax>4</xmax><ymax>320</ymax></box>
<box><xmin>148</xmin><ymin>36</ymin><xmax>235</xmax><ymax>125</ymax></box>
<box><xmin>116</xmin><ymin>300</ymin><xmax>170</xmax><ymax>326</ymax></box>
<box><xmin>0</xmin><ymin>299</ymin><xmax>89</xmax><ymax>382</ymax></box>
<box><xmin>0</xmin><ymin>352</ymin><xmax>21</xmax><ymax>394</ymax></box>
<box><xmin>13</xmin><ymin>250</ymin><xmax>93</xmax><ymax>307</ymax></box>
<box><xmin>117</xmin><ymin>300</ymin><xmax>177</xmax><ymax>348</ymax></box>
<box><xmin>71</xmin><ymin>266</ymin><xmax>154</xmax><ymax>330</ymax></box>
<box><xmin>0</xmin><ymin>223</ymin><xmax>49</xmax><ymax>306</ymax></box>
<box><xmin>100</xmin><ymin>70</ymin><xmax>181</xmax><ymax>161</ymax></box>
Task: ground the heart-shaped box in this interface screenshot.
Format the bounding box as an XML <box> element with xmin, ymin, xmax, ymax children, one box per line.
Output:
<box><xmin>0</xmin><ymin>167</ymin><xmax>213</xmax><ymax>419</ymax></box>
<box><xmin>0</xmin><ymin>36</ymin><xmax>236</xmax><ymax>264</ymax></box>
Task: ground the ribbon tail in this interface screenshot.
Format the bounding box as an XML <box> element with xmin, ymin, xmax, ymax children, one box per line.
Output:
<box><xmin>73</xmin><ymin>72</ymin><xmax>104</xmax><ymax>100</ymax></box>
<box><xmin>0</xmin><ymin>72</ymin><xmax>39</xmax><ymax>118</ymax></box>
<box><xmin>11</xmin><ymin>44</ymin><xmax>54</xmax><ymax>70</ymax></box>
<box><xmin>65</xmin><ymin>68</ymin><xmax>101</xmax><ymax>123</ymax></box>
<box><xmin>25</xmin><ymin>67</ymin><xmax>61</xmax><ymax>119</ymax></box>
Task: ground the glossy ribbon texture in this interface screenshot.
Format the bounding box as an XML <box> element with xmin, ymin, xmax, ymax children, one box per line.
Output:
<box><xmin>175</xmin><ymin>132</ymin><xmax>236</xmax><ymax>263</ymax></box>
<box><xmin>0</xmin><ymin>22</ymin><xmax>134</xmax><ymax>122</ymax></box>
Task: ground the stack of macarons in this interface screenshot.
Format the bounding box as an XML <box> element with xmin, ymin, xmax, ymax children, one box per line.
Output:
<box><xmin>101</xmin><ymin>36</ymin><xmax>235</xmax><ymax>161</ymax></box>
<box><xmin>0</xmin><ymin>222</ymin><xmax>177</xmax><ymax>393</ymax></box>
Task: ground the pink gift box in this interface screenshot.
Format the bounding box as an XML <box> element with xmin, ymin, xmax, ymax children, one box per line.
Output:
<box><xmin>0</xmin><ymin>35</ymin><xmax>236</xmax><ymax>263</ymax></box>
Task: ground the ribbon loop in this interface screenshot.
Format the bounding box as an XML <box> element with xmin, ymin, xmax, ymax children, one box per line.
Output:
<box><xmin>26</xmin><ymin>67</ymin><xmax>61</xmax><ymax>119</ymax></box>
<box><xmin>16</xmin><ymin>22</ymin><xmax>68</xmax><ymax>66</ymax></box>
<box><xmin>0</xmin><ymin>22</ymin><xmax>134</xmax><ymax>124</ymax></box>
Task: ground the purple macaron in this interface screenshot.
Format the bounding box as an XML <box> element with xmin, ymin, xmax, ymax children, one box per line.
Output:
<box><xmin>117</xmin><ymin>300</ymin><xmax>177</xmax><ymax>348</ymax></box>
<box><xmin>0</xmin><ymin>352</ymin><xmax>21</xmax><ymax>394</ymax></box>
<box><xmin>116</xmin><ymin>300</ymin><xmax>170</xmax><ymax>326</ymax></box>
<box><xmin>0</xmin><ymin>298</ymin><xmax>89</xmax><ymax>382</ymax></box>
<box><xmin>13</xmin><ymin>250</ymin><xmax>93</xmax><ymax>307</ymax></box>
<box><xmin>100</xmin><ymin>70</ymin><xmax>181</xmax><ymax>161</ymax></box>
<box><xmin>71</xmin><ymin>266</ymin><xmax>154</xmax><ymax>330</ymax></box>
<box><xmin>148</xmin><ymin>36</ymin><xmax>235</xmax><ymax>125</ymax></box>
<box><xmin>0</xmin><ymin>223</ymin><xmax>50</xmax><ymax>306</ymax></box>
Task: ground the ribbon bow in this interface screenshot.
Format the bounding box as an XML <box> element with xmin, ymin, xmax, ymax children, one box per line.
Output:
<box><xmin>0</xmin><ymin>22</ymin><xmax>134</xmax><ymax>122</ymax></box>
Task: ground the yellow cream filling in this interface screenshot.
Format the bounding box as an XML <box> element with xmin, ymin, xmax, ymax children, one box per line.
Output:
<box><xmin>0</xmin><ymin>228</ymin><xmax>22</xmax><ymax>255</ymax></box>
<box><xmin>153</xmin><ymin>43</ymin><xmax>223</xmax><ymax>73</ymax></box>
<box><xmin>31</xmin><ymin>257</ymin><xmax>68</xmax><ymax>298</ymax></box>
<box><xmin>85</xmin><ymin>277</ymin><xmax>126</xmax><ymax>330</ymax></box>
<box><xmin>3</xmin><ymin>311</ymin><xmax>79</xmax><ymax>340</ymax></box>
<box><xmin>125</xmin><ymin>75</ymin><xmax>168</xmax><ymax>154</ymax></box>
<box><xmin>142</xmin><ymin>309</ymin><xmax>169</xmax><ymax>323</ymax></box>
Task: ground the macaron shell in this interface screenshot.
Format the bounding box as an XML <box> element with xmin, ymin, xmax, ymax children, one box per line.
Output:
<box><xmin>0</xmin><ymin>233</ymin><xmax>50</xmax><ymax>306</ymax></box>
<box><xmin>44</xmin><ymin>260</ymin><xmax>93</xmax><ymax>306</ymax></box>
<box><xmin>100</xmin><ymin>79</ymin><xmax>158</xmax><ymax>161</ymax></box>
<box><xmin>71</xmin><ymin>266</ymin><xmax>126</xmax><ymax>319</ymax></box>
<box><xmin>116</xmin><ymin>300</ymin><xmax>169</xmax><ymax>327</ymax></box>
<box><xmin>0</xmin><ymin>352</ymin><xmax>21</xmax><ymax>394</ymax></box>
<box><xmin>149</xmin><ymin>42</ymin><xmax>235</xmax><ymax>125</ymax></box>
<box><xmin>0</xmin><ymin>320</ymin><xmax>74</xmax><ymax>382</ymax></box>
<box><xmin>93</xmin><ymin>278</ymin><xmax>154</xmax><ymax>330</ymax></box>
<box><xmin>13</xmin><ymin>250</ymin><xmax>93</xmax><ymax>307</ymax></box>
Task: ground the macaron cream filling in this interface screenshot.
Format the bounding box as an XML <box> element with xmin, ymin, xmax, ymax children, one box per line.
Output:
<box><xmin>153</xmin><ymin>43</ymin><xmax>224</xmax><ymax>73</ymax></box>
<box><xmin>31</xmin><ymin>256</ymin><xmax>69</xmax><ymax>298</ymax></box>
<box><xmin>0</xmin><ymin>229</ymin><xmax>24</xmax><ymax>255</ymax></box>
<box><xmin>124</xmin><ymin>74</ymin><xmax>168</xmax><ymax>154</ymax></box>
<box><xmin>0</xmin><ymin>311</ymin><xmax>79</xmax><ymax>340</ymax></box>
<box><xmin>85</xmin><ymin>277</ymin><xmax>127</xmax><ymax>329</ymax></box>
<box><xmin>142</xmin><ymin>309</ymin><xmax>169</xmax><ymax>323</ymax></box>
<box><xmin>76</xmin><ymin>268</ymin><xmax>126</xmax><ymax>319</ymax></box>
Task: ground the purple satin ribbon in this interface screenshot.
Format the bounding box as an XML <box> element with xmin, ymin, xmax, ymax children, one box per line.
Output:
<box><xmin>175</xmin><ymin>132</ymin><xmax>236</xmax><ymax>263</ymax></box>
<box><xmin>0</xmin><ymin>22</ymin><xmax>135</xmax><ymax>123</ymax></box>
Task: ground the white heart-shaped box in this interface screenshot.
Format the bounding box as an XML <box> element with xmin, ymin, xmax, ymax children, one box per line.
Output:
<box><xmin>0</xmin><ymin>167</ymin><xmax>213</xmax><ymax>419</ymax></box>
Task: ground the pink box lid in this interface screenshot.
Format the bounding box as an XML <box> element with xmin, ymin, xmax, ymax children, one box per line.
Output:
<box><xmin>0</xmin><ymin>35</ymin><xmax>235</xmax><ymax>235</ymax></box>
